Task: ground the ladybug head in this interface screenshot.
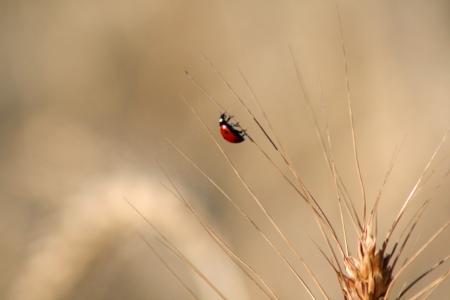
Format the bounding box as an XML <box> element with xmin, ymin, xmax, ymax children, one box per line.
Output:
<box><xmin>219</xmin><ymin>112</ymin><xmax>228</xmax><ymax>125</ymax></box>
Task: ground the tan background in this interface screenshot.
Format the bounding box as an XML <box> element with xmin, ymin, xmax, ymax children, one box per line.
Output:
<box><xmin>1</xmin><ymin>0</ymin><xmax>450</xmax><ymax>299</ymax></box>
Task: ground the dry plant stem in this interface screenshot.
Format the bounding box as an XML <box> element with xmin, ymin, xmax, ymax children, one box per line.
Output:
<box><xmin>384</xmin><ymin>221</ymin><xmax>450</xmax><ymax>299</ymax></box>
<box><xmin>390</xmin><ymin>168</ymin><xmax>450</xmax><ymax>272</ymax></box>
<box><xmin>396</xmin><ymin>147</ymin><xmax>450</xmax><ymax>219</ymax></box>
<box><xmin>198</xmin><ymin>50</ymin><xmax>383</xmax><ymax>300</ymax></box>
<box><xmin>236</xmin><ymin>65</ymin><xmax>346</xmax><ymax>259</ymax></box>
<box><xmin>399</xmin><ymin>158</ymin><xmax>450</xmax><ymax>232</ymax></box>
<box><xmin>289</xmin><ymin>47</ymin><xmax>371</xmax><ymax>298</ymax></box>
<box><xmin>185</xmin><ymin>72</ymin><xmax>356</xmax><ymax>298</ymax></box>
<box><xmin>200</xmin><ymin>52</ymin><xmax>281</xmax><ymax>153</ymax></box>
<box><xmin>156</xmin><ymin>164</ymin><xmax>279</xmax><ymax>300</ymax></box>
<box><xmin>382</xmin><ymin>130</ymin><xmax>449</xmax><ymax>253</ymax></box>
<box><xmin>163</xmin><ymin>142</ymin><xmax>309</xmax><ymax>300</ymax></box>
<box><xmin>344</xmin><ymin>151</ymin><xmax>450</xmax><ymax>300</ymax></box>
<box><xmin>158</xmin><ymin>148</ymin><xmax>279</xmax><ymax>300</ymax></box>
<box><xmin>124</xmin><ymin>198</ymin><xmax>227</xmax><ymax>299</ymax></box>
<box><xmin>289</xmin><ymin>46</ymin><xmax>361</xmax><ymax>237</ymax></box>
<box><xmin>317</xmin><ymin>72</ymin><xmax>374</xmax><ymax>298</ymax></box>
<box><xmin>318</xmin><ymin>73</ymin><xmax>349</xmax><ymax>257</ymax></box>
<box><xmin>316</xmin><ymin>219</ymin><xmax>352</xmax><ymax>289</ymax></box>
<box><xmin>409</xmin><ymin>267</ymin><xmax>450</xmax><ymax>300</ymax></box>
<box><xmin>419</xmin><ymin>153</ymin><xmax>450</xmax><ymax>189</ymax></box>
<box><xmin>184</xmin><ymin>70</ymin><xmax>226</xmax><ymax>112</ymax></box>
<box><xmin>136</xmin><ymin>231</ymin><xmax>200</xmax><ymax>300</ymax></box>
<box><xmin>155</xmin><ymin>235</ymin><xmax>228</xmax><ymax>300</ymax></box>
<box><xmin>336</xmin><ymin>9</ymin><xmax>450</xmax><ymax>298</ymax></box>
<box><xmin>402</xmin><ymin>232</ymin><xmax>423</xmax><ymax>268</ymax></box>
<box><xmin>238</xmin><ymin>68</ymin><xmax>332</xmax><ymax>223</ymax></box>
<box><xmin>368</xmin><ymin>140</ymin><xmax>404</xmax><ymax>227</ymax></box>
<box><xmin>398</xmin><ymin>254</ymin><xmax>450</xmax><ymax>299</ymax></box>
<box><xmin>293</xmin><ymin>44</ymin><xmax>362</xmax><ymax>243</ymax></box>
<box><xmin>312</xmin><ymin>233</ymin><xmax>355</xmax><ymax>296</ymax></box>
<box><xmin>188</xmin><ymin>59</ymin><xmax>320</xmax><ymax>230</ymax></box>
<box><xmin>162</xmin><ymin>139</ymin><xmax>289</xmax><ymax>299</ymax></box>
<box><xmin>178</xmin><ymin>94</ymin><xmax>319</xmax><ymax>299</ymax></box>
<box><xmin>335</xmin><ymin>146</ymin><xmax>406</xmax><ymax>300</ymax></box>
<box><xmin>237</xmin><ymin>68</ymin><xmax>281</xmax><ymax>152</ymax></box>
<box><xmin>313</xmin><ymin>8</ymin><xmax>401</xmax><ymax>299</ymax></box>
<box><xmin>199</xmin><ymin>54</ymin><xmax>318</xmax><ymax>220</ymax></box>
<box><xmin>336</xmin><ymin>5</ymin><xmax>367</xmax><ymax>225</ymax></box>
<box><xmin>198</xmin><ymin>226</ymin><xmax>279</xmax><ymax>300</ymax></box>
<box><xmin>194</xmin><ymin>52</ymin><xmax>370</xmax><ymax>270</ymax></box>
<box><xmin>237</xmin><ymin>64</ymin><xmax>335</xmax><ymax>236</ymax></box>
<box><xmin>185</xmin><ymin>30</ymin><xmax>450</xmax><ymax>298</ymax></box>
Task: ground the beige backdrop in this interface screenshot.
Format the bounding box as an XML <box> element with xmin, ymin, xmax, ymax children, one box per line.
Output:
<box><xmin>1</xmin><ymin>1</ymin><xmax>450</xmax><ymax>299</ymax></box>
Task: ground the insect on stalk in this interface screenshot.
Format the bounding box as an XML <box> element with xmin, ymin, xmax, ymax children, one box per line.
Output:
<box><xmin>131</xmin><ymin>6</ymin><xmax>450</xmax><ymax>300</ymax></box>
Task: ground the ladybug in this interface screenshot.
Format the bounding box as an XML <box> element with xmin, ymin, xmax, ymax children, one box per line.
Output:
<box><xmin>219</xmin><ymin>113</ymin><xmax>246</xmax><ymax>143</ymax></box>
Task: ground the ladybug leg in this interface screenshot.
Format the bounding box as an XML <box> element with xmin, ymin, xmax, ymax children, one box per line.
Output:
<box><xmin>232</xmin><ymin>122</ymin><xmax>244</xmax><ymax>130</ymax></box>
<box><xmin>236</xmin><ymin>123</ymin><xmax>246</xmax><ymax>132</ymax></box>
<box><xmin>233</xmin><ymin>126</ymin><xmax>247</xmax><ymax>136</ymax></box>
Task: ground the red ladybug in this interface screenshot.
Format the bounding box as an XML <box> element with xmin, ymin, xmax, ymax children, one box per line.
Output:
<box><xmin>219</xmin><ymin>113</ymin><xmax>246</xmax><ymax>143</ymax></box>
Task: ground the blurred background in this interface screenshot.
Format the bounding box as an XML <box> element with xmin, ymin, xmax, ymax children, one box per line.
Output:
<box><xmin>1</xmin><ymin>0</ymin><xmax>450</xmax><ymax>299</ymax></box>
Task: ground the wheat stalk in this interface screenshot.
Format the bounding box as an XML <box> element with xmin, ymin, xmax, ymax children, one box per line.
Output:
<box><xmin>130</xmin><ymin>7</ymin><xmax>450</xmax><ymax>300</ymax></box>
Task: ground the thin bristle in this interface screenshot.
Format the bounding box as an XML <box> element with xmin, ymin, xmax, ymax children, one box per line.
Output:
<box><xmin>157</xmin><ymin>159</ymin><xmax>279</xmax><ymax>300</ymax></box>
<box><xmin>132</xmin><ymin>6</ymin><xmax>450</xmax><ymax>300</ymax></box>
<box><xmin>177</xmin><ymin>93</ymin><xmax>319</xmax><ymax>299</ymax></box>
